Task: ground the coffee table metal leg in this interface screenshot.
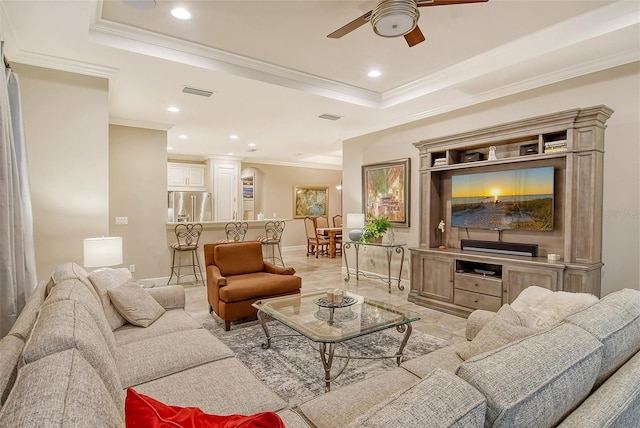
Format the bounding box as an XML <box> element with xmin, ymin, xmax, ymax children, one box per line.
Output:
<box><xmin>257</xmin><ymin>310</ymin><xmax>272</xmax><ymax>349</ymax></box>
<box><xmin>319</xmin><ymin>343</ymin><xmax>334</xmax><ymax>392</ymax></box>
<box><xmin>395</xmin><ymin>323</ymin><xmax>413</xmax><ymax>366</ymax></box>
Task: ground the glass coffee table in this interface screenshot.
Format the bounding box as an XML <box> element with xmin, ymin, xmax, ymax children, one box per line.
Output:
<box><xmin>252</xmin><ymin>289</ymin><xmax>420</xmax><ymax>392</ymax></box>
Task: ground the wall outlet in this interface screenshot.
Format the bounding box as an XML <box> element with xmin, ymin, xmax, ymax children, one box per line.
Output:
<box><xmin>129</xmin><ymin>264</ymin><xmax>135</xmax><ymax>273</ymax></box>
<box><xmin>115</xmin><ymin>217</ymin><xmax>128</xmax><ymax>225</ymax></box>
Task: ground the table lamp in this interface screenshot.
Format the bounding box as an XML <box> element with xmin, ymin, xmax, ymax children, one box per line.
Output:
<box><xmin>346</xmin><ymin>213</ymin><xmax>365</xmax><ymax>241</ymax></box>
<box><xmin>83</xmin><ymin>236</ymin><xmax>123</xmax><ymax>270</ymax></box>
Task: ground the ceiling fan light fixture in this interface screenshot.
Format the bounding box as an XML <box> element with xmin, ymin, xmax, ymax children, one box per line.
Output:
<box><xmin>371</xmin><ymin>0</ymin><xmax>420</xmax><ymax>38</ymax></box>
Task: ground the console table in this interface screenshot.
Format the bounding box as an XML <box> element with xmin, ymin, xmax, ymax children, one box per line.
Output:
<box><xmin>343</xmin><ymin>241</ymin><xmax>406</xmax><ymax>293</ymax></box>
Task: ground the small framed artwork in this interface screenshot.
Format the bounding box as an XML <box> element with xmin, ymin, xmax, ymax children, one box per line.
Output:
<box><xmin>293</xmin><ymin>186</ymin><xmax>328</xmax><ymax>218</ymax></box>
<box><xmin>362</xmin><ymin>158</ymin><xmax>410</xmax><ymax>227</ymax></box>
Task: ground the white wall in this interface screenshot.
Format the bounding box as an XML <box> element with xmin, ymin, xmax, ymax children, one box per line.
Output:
<box><xmin>15</xmin><ymin>63</ymin><xmax>109</xmax><ymax>280</ymax></box>
<box><xmin>343</xmin><ymin>62</ymin><xmax>640</xmax><ymax>296</ymax></box>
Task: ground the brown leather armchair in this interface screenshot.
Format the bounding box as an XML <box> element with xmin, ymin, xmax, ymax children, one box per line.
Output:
<box><xmin>204</xmin><ymin>241</ymin><xmax>302</xmax><ymax>331</ymax></box>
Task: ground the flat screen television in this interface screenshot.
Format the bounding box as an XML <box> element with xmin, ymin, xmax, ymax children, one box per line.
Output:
<box><xmin>451</xmin><ymin>166</ymin><xmax>554</xmax><ymax>231</ymax></box>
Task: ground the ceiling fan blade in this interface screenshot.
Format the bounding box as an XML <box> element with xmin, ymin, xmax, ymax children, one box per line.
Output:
<box><xmin>327</xmin><ymin>10</ymin><xmax>372</xmax><ymax>39</ymax></box>
<box><xmin>417</xmin><ymin>0</ymin><xmax>489</xmax><ymax>7</ymax></box>
<box><xmin>404</xmin><ymin>26</ymin><xmax>426</xmax><ymax>47</ymax></box>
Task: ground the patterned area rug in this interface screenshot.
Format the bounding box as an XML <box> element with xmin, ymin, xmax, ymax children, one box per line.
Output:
<box><xmin>203</xmin><ymin>317</ymin><xmax>450</xmax><ymax>406</ymax></box>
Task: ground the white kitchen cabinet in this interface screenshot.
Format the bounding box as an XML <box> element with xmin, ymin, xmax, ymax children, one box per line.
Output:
<box><xmin>167</xmin><ymin>163</ymin><xmax>206</xmax><ymax>191</ymax></box>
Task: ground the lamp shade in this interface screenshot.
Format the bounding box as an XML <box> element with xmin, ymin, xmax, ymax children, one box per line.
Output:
<box><xmin>346</xmin><ymin>213</ymin><xmax>365</xmax><ymax>229</ymax></box>
<box><xmin>83</xmin><ymin>237</ymin><xmax>123</xmax><ymax>268</ymax></box>
<box><xmin>346</xmin><ymin>213</ymin><xmax>365</xmax><ymax>241</ymax></box>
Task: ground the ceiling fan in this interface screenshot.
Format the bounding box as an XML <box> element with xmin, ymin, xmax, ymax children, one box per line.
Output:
<box><xmin>328</xmin><ymin>0</ymin><xmax>489</xmax><ymax>47</ymax></box>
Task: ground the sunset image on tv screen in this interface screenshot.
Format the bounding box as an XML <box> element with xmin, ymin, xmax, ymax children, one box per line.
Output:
<box><xmin>451</xmin><ymin>166</ymin><xmax>554</xmax><ymax>231</ymax></box>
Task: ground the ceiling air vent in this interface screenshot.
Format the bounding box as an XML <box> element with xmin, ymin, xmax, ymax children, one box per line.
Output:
<box><xmin>318</xmin><ymin>113</ymin><xmax>343</xmax><ymax>121</ymax></box>
<box><xmin>182</xmin><ymin>86</ymin><xmax>215</xmax><ymax>97</ymax></box>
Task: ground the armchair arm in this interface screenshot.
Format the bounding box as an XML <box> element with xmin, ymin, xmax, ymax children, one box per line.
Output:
<box><xmin>146</xmin><ymin>286</ymin><xmax>185</xmax><ymax>310</ymax></box>
<box><xmin>206</xmin><ymin>265</ymin><xmax>227</xmax><ymax>286</ymax></box>
<box><xmin>264</xmin><ymin>261</ymin><xmax>296</xmax><ymax>275</ymax></box>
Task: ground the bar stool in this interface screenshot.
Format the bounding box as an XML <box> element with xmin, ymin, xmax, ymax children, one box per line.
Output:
<box><xmin>218</xmin><ymin>222</ymin><xmax>248</xmax><ymax>243</ymax></box>
<box><xmin>258</xmin><ymin>220</ymin><xmax>286</xmax><ymax>267</ymax></box>
<box><xmin>168</xmin><ymin>223</ymin><xmax>204</xmax><ymax>286</ymax></box>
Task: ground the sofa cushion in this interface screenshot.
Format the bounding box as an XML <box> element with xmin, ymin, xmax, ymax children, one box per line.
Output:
<box><xmin>117</xmin><ymin>329</ymin><xmax>233</xmax><ymax>388</ymax></box>
<box><xmin>88</xmin><ymin>267</ymin><xmax>133</xmax><ymax>330</ymax></box>
<box><xmin>214</xmin><ymin>242</ymin><xmax>265</xmax><ymax>276</ymax></box>
<box><xmin>22</xmin><ymin>299</ymin><xmax>124</xmax><ymax>408</ymax></box>
<box><xmin>108</xmin><ymin>281</ymin><xmax>165</xmax><ymax>327</ymax></box>
<box><xmin>347</xmin><ymin>369</ymin><xmax>486</xmax><ymax>428</ymax></box>
<box><xmin>557</xmin><ymin>350</ymin><xmax>640</xmax><ymax>428</ymax></box>
<box><xmin>146</xmin><ymin>285</ymin><xmax>186</xmax><ymax>309</ymax></box>
<box><xmin>0</xmin><ymin>335</ymin><xmax>24</xmax><ymax>406</ymax></box>
<box><xmin>113</xmin><ymin>309</ymin><xmax>202</xmax><ymax>346</ymax></box>
<box><xmin>0</xmin><ymin>349</ymin><xmax>124</xmax><ymax>427</ymax></box>
<box><xmin>457</xmin><ymin>304</ymin><xmax>538</xmax><ymax>361</ymax></box>
<box><xmin>220</xmin><ymin>272</ymin><xmax>302</xmax><ymax>303</ymax></box>
<box><xmin>511</xmin><ymin>285</ymin><xmax>598</xmax><ymax>328</ymax></box>
<box><xmin>133</xmin><ymin>358</ymin><xmax>287</xmax><ymax>416</ymax></box>
<box><xmin>565</xmin><ymin>288</ymin><xmax>640</xmax><ymax>386</ymax></box>
<box><xmin>43</xmin><ymin>277</ymin><xmax>117</xmax><ymax>357</ymax></box>
<box><xmin>456</xmin><ymin>323</ymin><xmax>603</xmax><ymax>428</ymax></box>
<box><xmin>401</xmin><ymin>343</ymin><xmax>464</xmax><ymax>378</ymax></box>
<box><xmin>7</xmin><ymin>281</ymin><xmax>46</xmax><ymax>341</ymax></box>
<box><xmin>125</xmin><ymin>388</ymin><xmax>285</xmax><ymax>428</ymax></box>
<box><xmin>298</xmin><ymin>368</ymin><xmax>420</xmax><ymax>428</ymax></box>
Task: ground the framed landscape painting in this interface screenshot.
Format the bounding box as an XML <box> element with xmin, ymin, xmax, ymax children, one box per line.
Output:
<box><xmin>362</xmin><ymin>158</ymin><xmax>410</xmax><ymax>227</ymax></box>
<box><xmin>293</xmin><ymin>186</ymin><xmax>328</xmax><ymax>218</ymax></box>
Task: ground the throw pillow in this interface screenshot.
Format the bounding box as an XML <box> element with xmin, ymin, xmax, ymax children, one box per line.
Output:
<box><xmin>456</xmin><ymin>304</ymin><xmax>538</xmax><ymax>361</ymax></box>
<box><xmin>513</xmin><ymin>286</ymin><xmax>599</xmax><ymax>328</ymax></box>
<box><xmin>107</xmin><ymin>281</ymin><xmax>165</xmax><ymax>328</ymax></box>
<box><xmin>88</xmin><ymin>268</ymin><xmax>133</xmax><ymax>330</ymax></box>
<box><xmin>125</xmin><ymin>388</ymin><xmax>285</xmax><ymax>428</ymax></box>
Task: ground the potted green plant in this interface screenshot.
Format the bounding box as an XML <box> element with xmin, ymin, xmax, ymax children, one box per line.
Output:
<box><xmin>361</xmin><ymin>215</ymin><xmax>391</xmax><ymax>243</ymax></box>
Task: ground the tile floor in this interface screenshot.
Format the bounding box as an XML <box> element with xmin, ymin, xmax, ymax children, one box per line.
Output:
<box><xmin>182</xmin><ymin>246</ymin><xmax>467</xmax><ymax>343</ymax></box>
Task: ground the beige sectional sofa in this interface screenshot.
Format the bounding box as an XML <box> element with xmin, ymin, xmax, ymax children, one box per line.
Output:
<box><xmin>0</xmin><ymin>262</ymin><xmax>309</xmax><ymax>427</ymax></box>
<box><xmin>1</xmin><ymin>260</ymin><xmax>638</xmax><ymax>428</ymax></box>
<box><xmin>296</xmin><ymin>288</ymin><xmax>640</xmax><ymax>427</ymax></box>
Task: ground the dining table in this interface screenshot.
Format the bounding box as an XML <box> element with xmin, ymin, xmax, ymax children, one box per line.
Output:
<box><xmin>316</xmin><ymin>227</ymin><xmax>342</xmax><ymax>259</ymax></box>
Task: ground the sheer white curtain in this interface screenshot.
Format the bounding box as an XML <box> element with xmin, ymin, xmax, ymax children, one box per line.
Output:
<box><xmin>0</xmin><ymin>42</ymin><xmax>37</xmax><ymax>337</ymax></box>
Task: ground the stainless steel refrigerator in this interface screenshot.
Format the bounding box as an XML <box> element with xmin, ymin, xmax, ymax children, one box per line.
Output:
<box><xmin>168</xmin><ymin>191</ymin><xmax>212</xmax><ymax>222</ymax></box>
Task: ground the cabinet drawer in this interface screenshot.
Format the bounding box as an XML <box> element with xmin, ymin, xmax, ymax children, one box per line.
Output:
<box><xmin>454</xmin><ymin>274</ymin><xmax>503</xmax><ymax>297</ymax></box>
<box><xmin>454</xmin><ymin>289</ymin><xmax>502</xmax><ymax>312</ymax></box>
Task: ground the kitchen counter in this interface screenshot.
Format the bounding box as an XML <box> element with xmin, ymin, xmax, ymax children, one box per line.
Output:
<box><xmin>166</xmin><ymin>219</ymin><xmax>292</xmax><ymax>230</ymax></box>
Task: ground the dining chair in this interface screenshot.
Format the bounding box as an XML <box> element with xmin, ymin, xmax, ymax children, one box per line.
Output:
<box><xmin>316</xmin><ymin>215</ymin><xmax>329</xmax><ymax>228</ymax></box>
<box><xmin>168</xmin><ymin>223</ymin><xmax>204</xmax><ymax>286</ymax></box>
<box><xmin>304</xmin><ymin>216</ymin><xmax>329</xmax><ymax>258</ymax></box>
<box><xmin>332</xmin><ymin>214</ymin><xmax>343</xmax><ymax>227</ymax></box>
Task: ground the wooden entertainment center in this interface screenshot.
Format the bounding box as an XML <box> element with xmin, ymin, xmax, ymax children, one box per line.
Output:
<box><xmin>409</xmin><ymin>106</ymin><xmax>613</xmax><ymax>317</ymax></box>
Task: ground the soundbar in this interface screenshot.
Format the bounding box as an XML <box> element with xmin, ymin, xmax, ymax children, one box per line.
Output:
<box><xmin>461</xmin><ymin>239</ymin><xmax>539</xmax><ymax>257</ymax></box>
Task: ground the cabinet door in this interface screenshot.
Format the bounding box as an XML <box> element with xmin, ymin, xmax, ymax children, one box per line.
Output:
<box><xmin>167</xmin><ymin>164</ymin><xmax>187</xmax><ymax>187</ymax></box>
<box><xmin>418</xmin><ymin>254</ymin><xmax>454</xmax><ymax>302</ymax></box>
<box><xmin>186</xmin><ymin>166</ymin><xmax>205</xmax><ymax>188</ymax></box>
<box><xmin>503</xmin><ymin>265</ymin><xmax>562</xmax><ymax>303</ymax></box>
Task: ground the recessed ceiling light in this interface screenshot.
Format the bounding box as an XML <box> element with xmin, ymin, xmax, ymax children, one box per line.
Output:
<box><xmin>171</xmin><ymin>8</ymin><xmax>191</xmax><ymax>20</ymax></box>
<box><xmin>167</xmin><ymin>106</ymin><xmax>180</xmax><ymax>112</ymax></box>
<box><xmin>248</xmin><ymin>143</ymin><xmax>256</xmax><ymax>147</ymax></box>
<box><xmin>178</xmin><ymin>135</ymin><xmax>187</xmax><ymax>139</ymax></box>
<box><xmin>167</xmin><ymin>146</ymin><xmax>174</xmax><ymax>151</ymax></box>
<box><xmin>368</xmin><ymin>70</ymin><xmax>382</xmax><ymax>78</ymax></box>
<box><xmin>227</xmin><ymin>152</ymin><xmax>234</xmax><ymax>156</ymax></box>
<box><xmin>230</xmin><ymin>134</ymin><xmax>239</xmax><ymax>140</ymax></box>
